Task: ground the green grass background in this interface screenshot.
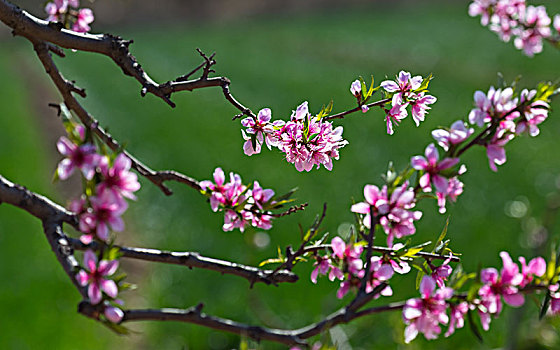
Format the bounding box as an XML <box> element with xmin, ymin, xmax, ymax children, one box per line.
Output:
<box><xmin>1</xmin><ymin>1</ymin><xmax>560</xmax><ymax>349</ymax></box>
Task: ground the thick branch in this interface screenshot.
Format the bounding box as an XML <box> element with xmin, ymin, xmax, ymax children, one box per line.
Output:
<box><xmin>32</xmin><ymin>40</ymin><xmax>201</xmax><ymax>195</ymax></box>
<box><xmin>70</xmin><ymin>239</ymin><xmax>298</xmax><ymax>285</ymax></box>
<box><xmin>0</xmin><ymin>0</ymin><xmax>254</xmax><ymax>116</ymax></box>
<box><xmin>0</xmin><ymin>174</ymin><xmax>77</xmax><ymax>227</ymax></box>
<box><xmin>83</xmin><ymin>298</ymin><xmax>406</xmax><ymax>346</ymax></box>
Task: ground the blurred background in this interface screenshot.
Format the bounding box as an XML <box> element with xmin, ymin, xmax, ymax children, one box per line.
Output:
<box><xmin>1</xmin><ymin>0</ymin><xmax>560</xmax><ymax>349</ymax></box>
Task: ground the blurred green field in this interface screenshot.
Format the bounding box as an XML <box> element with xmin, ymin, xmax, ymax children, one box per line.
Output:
<box><xmin>2</xmin><ymin>1</ymin><xmax>560</xmax><ymax>349</ymax></box>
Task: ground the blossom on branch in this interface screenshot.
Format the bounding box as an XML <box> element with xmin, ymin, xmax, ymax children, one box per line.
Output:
<box><xmin>79</xmin><ymin>191</ymin><xmax>128</xmax><ymax>243</ymax></box>
<box><xmin>200</xmin><ymin>168</ymin><xmax>280</xmax><ymax>232</ymax></box>
<box><xmin>403</xmin><ymin>276</ymin><xmax>452</xmax><ymax>343</ymax></box>
<box><xmin>76</xmin><ymin>250</ymin><xmax>119</xmax><ymax>305</ymax></box>
<box><xmin>97</xmin><ymin>154</ymin><xmax>141</xmax><ymax>200</ymax></box>
<box><xmin>411</xmin><ymin>143</ymin><xmax>460</xmax><ymax>194</ymax></box>
<box><xmin>56</xmin><ymin>136</ymin><xmax>99</xmax><ymax>180</ymax></box>
<box><xmin>431</xmin><ymin>120</ymin><xmax>474</xmax><ymax>151</ymax></box>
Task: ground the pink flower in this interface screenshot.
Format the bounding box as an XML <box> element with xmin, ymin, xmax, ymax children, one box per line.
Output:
<box><xmin>518</xmin><ymin>255</ymin><xmax>546</xmax><ymax>287</ymax></box>
<box><xmin>79</xmin><ymin>191</ymin><xmax>128</xmax><ymax>243</ymax></box>
<box><xmin>436</xmin><ymin>176</ymin><xmax>464</xmax><ymax>214</ymax></box>
<box><xmin>201</xmin><ymin>168</ymin><xmax>247</xmax><ymax>212</ymax></box>
<box><xmin>350</xmin><ymin>79</ymin><xmax>361</xmax><ymax>97</ymax></box>
<box><xmin>223</xmin><ymin>209</ymin><xmax>249</xmax><ymax>232</ymax></box>
<box><xmin>379</xmin><ymin>182</ymin><xmax>422</xmax><ymax>247</ymax></box>
<box><xmin>276</xmin><ymin>102</ymin><xmax>348</xmax><ymax>171</ymax></box>
<box><xmin>351</xmin><ymin>182</ymin><xmax>422</xmax><ymax>247</ymax></box>
<box><xmin>311</xmin><ymin>256</ymin><xmax>333</xmax><ymax>284</ymax></box>
<box><xmin>402</xmin><ymin>276</ymin><xmax>452</xmax><ymax>343</ymax></box>
<box><xmin>250</xmin><ymin>181</ymin><xmax>274</xmax><ymax>210</ymax></box>
<box><xmin>56</xmin><ymin>136</ymin><xmax>99</xmax><ymax>180</ymax></box>
<box><xmin>350</xmin><ymin>184</ymin><xmax>389</xmax><ymax>228</ymax></box>
<box><xmin>410</xmin><ymin>93</ymin><xmax>437</xmax><ymax>126</ymax></box>
<box><xmin>241</xmin><ymin>108</ymin><xmax>284</xmax><ymax>156</ymax></box>
<box><xmin>515</xmin><ymin>89</ymin><xmax>549</xmax><ymax>137</ymax></box>
<box><xmin>445</xmin><ymin>302</ymin><xmax>469</xmax><ymax>337</ymax></box>
<box><xmin>486</xmin><ymin>128</ymin><xmax>514</xmax><ymax>172</ymax></box>
<box><xmin>468</xmin><ymin>87</ymin><xmax>518</xmax><ymax>127</ymax></box>
<box><xmin>76</xmin><ymin>250</ymin><xmax>119</xmax><ymax>304</ymax></box>
<box><xmin>331</xmin><ymin>237</ymin><xmax>364</xmax><ymax>277</ymax></box>
<box><xmin>385</xmin><ymin>104</ymin><xmax>408</xmax><ymax>135</ymax></box>
<box><xmin>381</xmin><ymin>71</ymin><xmax>423</xmax><ymax>106</ymax></box>
<box><xmin>431</xmin><ymin>120</ymin><xmax>474</xmax><ymax>151</ymax></box>
<box><xmin>468</xmin><ymin>0</ymin><xmax>495</xmax><ymax>26</ymax></box>
<box><xmin>477</xmin><ymin>251</ymin><xmax>525</xmax><ymax>329</ymax></box>
<box><xmin>431</xmin><ymin>259</ymin><xmax>453</xmax><ymax>288</ymax></box>
<box><xmin>97</xmin><ymin>154</ymin><xmax>141</xmax><ymax>200</ymax></box>
<box><xmin>365</xmin><ymin>256</ymin><xmax>394</xmax><ymax>297</ymax></box>
<box><xmin>72</xmin><ymin>8</ymin><xmax>94</xmax><ymax>33</ymax></box>
<box><xmin>201</xmin><ymin>168</ymin><xmax>277</xmax><ymax>232</ymax></box>
<box><xmin>411</xmin><ymin>143</ymin><xmax>460</xmax><ymax>194</ymax></box>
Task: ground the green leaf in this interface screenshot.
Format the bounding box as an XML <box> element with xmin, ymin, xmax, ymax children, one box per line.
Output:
<box><xmin>414</xmin><ymin>73</ymin><xmax>433</xmax><ymax>93</ymax></box>
<box><xmin>402</xmin><ymin>247</ymin><xmax>422</xmax><ymax>258</ymax></box>
<box><xmin>103</xmin><ymin>321</ymin><xmax>130</xmax><ymax>335</ymax></box>
<box><xmin>496</xmin><ymin>72</ymin><xmax>506</xmax><ymax>89</ymax></box>
<box><xmin>540</xmin><ymin>293</ymin><xmax>551</xmax><ymax>320</ymax></box>
<box><xmin>432</xmin><ymin>217</ymin><xmax>450</xmax><ymax>253</ymax></box>
<box><xmin>275</xmin><ymin>188</ymin><xmax>298</xmax><ymax>202</ymax></box>
<box><xmin>316</xmin><ymin>100</ymin><xmax>334</xmax><ymax>119</ymax></box>
<box><xmin>258</xmin><ymin>258</ymin><xmax>284</xmax><ymax>267</ymax></box>
<box><xmin>466</xmin><ymin>309</ymin><xmax>484</xmax><ymax>343</ymax></box>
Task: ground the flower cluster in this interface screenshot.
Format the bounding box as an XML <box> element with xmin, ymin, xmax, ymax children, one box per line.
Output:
<box><xmin>402</xmin><ymin>251</ymin><xmax>551</xmax><ymax>343</ymax></box>
<box><xmin>44</xmin><ymin>0</ymin><xmax>94</xmax><ymax>33</ymax></box>
<box><xmin>311</xmin><ymin>237</ymin><xmax>395</xmax><ymax>299</ymax></box>
<box><xmin>469</xmin><ymin>0</ymin><xmax>560</xmax><ymax>56</ymax></box>
<box><xmin>241</xmin><ymin>103</ymin><xmax>348</xmax><ymax>172</ymax></box>
<box><xmin>380</xmin><ymin>71</ymin><xmax>436</xmax><ymax>134</ymax></box>
<box><xmin>200</xmin><ymin>167</ymin><xmax>279</xmax><ymax>232</ymax></box>
<box><xmin>403</xmin><ymin>276</ymin><xmax>456</xmax><ymax>343</ymax></box>
<box><xmin>351</xmin><ymin>182</ymin><xmax>422</xmax><ymax>247</ymax></box>
<box><xmin>467</xmin><ymin>86</ymin><xmax>550</xmax><ymax>171</ymax></box>
<box><xmin>56</xmin><ymin>127</ymin><xmax>140</xmax><ymax>244</ymax></box>
<box><xmin>411</xmin><ymin>143</ymin><xmax>465</xmax><ymax>214</ymax></box>
<box><xmin>475</xmin><ymin>251</ymin><xmax>545</xmax><ymax>330</ymax></box>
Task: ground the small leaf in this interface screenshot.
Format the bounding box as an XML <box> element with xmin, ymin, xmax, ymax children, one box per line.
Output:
<box><xmin>540</xmin><ymin>293</ymin><xmax>551</xmax><ymax>320</ymax></box>
<box><xmin>466</xmin><ymin>309</ymin><xmax>484</xmax><ymax>343</ymax></box>
<box><xmin>432</xmin><ymin>217</ymin><xmax>450</xmax><ymax>253</ymax></box>
<box><xmin>258</xmin><ymin>258</ymin><xmax>284</xmax><ymax>267</ymax></box>
<box><xmin>415</xmin><ymin>73</ymin><xmax>433</xmax><ymax>93</ymax></box>
<box><xmin>104</xmin><ymin>321</ymin><xmax>130</xmax><ymax>335</ymax></box>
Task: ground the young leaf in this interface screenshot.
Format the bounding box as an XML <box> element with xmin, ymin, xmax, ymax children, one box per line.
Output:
<box><xmin>466</xmin><ymin>309</ymin><xmax>484</xmax><ymax>343</ymax></box>
<box><xmin>539</xmin><ymin>293</ymin><xmax>551</xmax><ymax>320</ymax></box>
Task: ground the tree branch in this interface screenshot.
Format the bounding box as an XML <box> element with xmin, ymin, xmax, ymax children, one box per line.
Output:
<box><xmin>70</xmin><ymin>238</ymin><xmax>299</xmax><ymax>286</ymax></box>
<box><xmin>0</xmin><ymin>0</ymin><xmax>255</xmax><ymax>117</ymax></box>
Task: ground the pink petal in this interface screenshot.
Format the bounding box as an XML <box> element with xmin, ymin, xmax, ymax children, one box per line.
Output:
<box><xmin>76</xmin><ymin>270</ymin><xmax>89</xmax><ymax>286</ymax></box>
<box><xmin>84</xmin><ymin>250</ymin><xmax>97</xmax><ymax>272</ymax></box>
<box><xmin>88</xmin><ymin>283</ymin><xmax>102</xmax><ymax>304</ymax></box>
<box><xmin>503</xmin><ymin>293</ymin><xmax>525</xmax><ymax>307</ymax></box>
<box><xmin>351</xmin><ymin>202</ymin><xmax>370</xmax><ymax>214</ymax></box>
<box><xmin>411</xmin><ymin>156</ymin><xmax>428</xmax><ymax>170</ymax></box>
<box><xmin>331</xmin><ymin>237</ymin><xmax>346</xmax><ymax>259</ymax></box>
<box><xmin>101</xmin><ymin>279</ymin><xmax>118</xmax><ymax>298</ymax></box>
<box><xmin>419</xmin><ymin>276</ymin><xmax>436</xmax><ymax>297</ymax></box>
<box><xmin>98</xmin><ymin>260</ymin><xmax>119</xmax><ymax>276</ymax></box>
<box><xmin>57</xmin><ymin>159</ymin><xmax>75</xmax><ymax>180</ymax></box>
<box><xmin>56</xmin><ymin>136</ymin><xmax>75</xmax><ymax>156</ymax></box>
